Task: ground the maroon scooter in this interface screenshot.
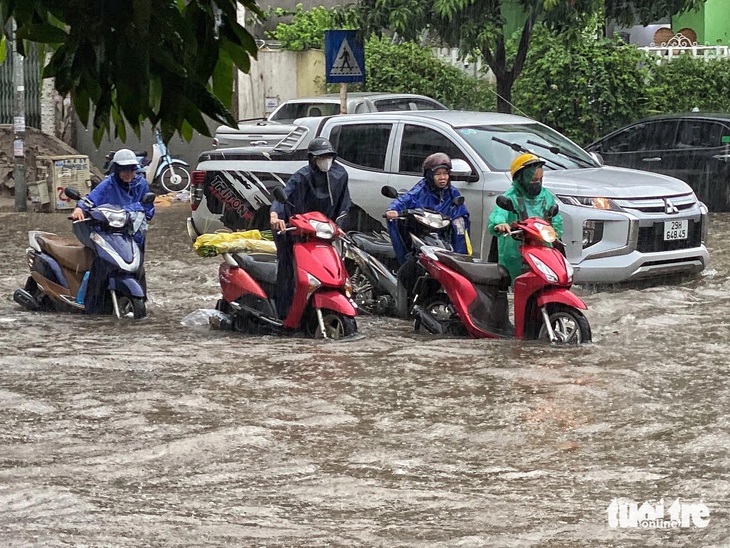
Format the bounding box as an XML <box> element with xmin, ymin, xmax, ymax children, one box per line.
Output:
<box><xmin>215</xmin><ymin>187</ymin><xmax>357</xmax><ymax>339</ymax></box>
<box><xmin>410</xmin><ymin>196</ymin><xmax>591</xmax><ymax>344</ymax></box>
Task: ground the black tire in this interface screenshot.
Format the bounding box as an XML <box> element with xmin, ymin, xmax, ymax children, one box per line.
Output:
<box><xmin>537</xmin><ymin>304</ymin><xmax>591</xmax><ymax>344</ymax></box>
<box><xmin>309</xmin><ymin>308</ymin><xmax>357</xmax><ymax>339</ymax></box>
<box><xmin>117</xmin><ymin>296</ymin><xmax>146</xmax><ymax>319</ymax></box>
<box><xmin>415</xmin><ymin>294</ymin><xmax>466</xmax><ymax>335</ymax></box>
<box><xmin>159</xmin><ymin>166</ymin><xmax>191</xmax><ymax>193</ymax></box>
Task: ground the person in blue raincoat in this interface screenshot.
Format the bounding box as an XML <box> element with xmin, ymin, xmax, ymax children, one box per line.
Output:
<box><xmin>384</xmin><ymin>152</ymin><xmax>471</xmax><ymax>264</ymax></box>
<box><xmin>269</xmin><ymin>137</ymin><xmax>352</xmax><ymax>321</ymax></box>
<box><xmin>71</xmin><ymin>149</ymin><xmax>155</xmax><ymax>313</ymax></box>
<box><xmin>488</xmin><ymin>153</ymin><xmax>563</xmax><ymax>285</ymax></box>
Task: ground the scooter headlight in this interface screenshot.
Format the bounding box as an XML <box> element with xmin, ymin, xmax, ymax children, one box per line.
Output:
<box><xmin>309</xmin><ymin>220</ymin><xmax>335</xmax><ymax>240</ymax></box>
<box><xmin>534</xmin><ymin>222</ymin><xmax>557</xmax><ymax>243</ymax></box>
<box><xmin>528</xmin><ymin>253</ymin><xmax>558</xmax><ymax>283</ymax></box>
<box><xmin>414</xmin><ymin>211</ymin><xmax>450</xmax><ymax>229</ymax></box>
<box><xmin>99</xmin><ymin>207</ymin><xmax>128</xmax><ymax>228</ymax></box>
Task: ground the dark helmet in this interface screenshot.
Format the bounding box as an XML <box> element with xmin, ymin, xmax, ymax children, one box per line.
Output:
<box><xmin>422</xmin><ymin>152</ymin><xmax>452</xmax><ymax>176</ymax></box>
<box><xmin>307</xmin><ymin>137</ymin><xmax>337</xmax><ymax>158</ymax></box>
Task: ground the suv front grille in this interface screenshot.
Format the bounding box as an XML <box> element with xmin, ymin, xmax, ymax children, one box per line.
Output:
<box><xmin>637</xmin><ymin>221</ymin><xmax>702</xmax><ymax>252</ymax></box>
<box><xmin>614</xmin><ymin>194</ymin><xmax>696</xmax><ymax>213</ymax></box>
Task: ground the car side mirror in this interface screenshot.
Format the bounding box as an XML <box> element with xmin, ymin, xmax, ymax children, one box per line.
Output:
<box><xmin>272</xmin><ymin>185</ymin><xmax>287</xmax><ymax>203</ymax></box>
<box><xmin>589</xmin><ymin>151</ymin><xmax>604</xmax><ymax>166</ymax></box>
<box><xmin>64</xmin><ymin>187</ymin><xmax>81</xmax><ymax>201</ymax></box>
<box><xmin>142</xmin><ymin>192</ymin><xmax>156</xmax><ymax>204</ymax></box>
<box><xmin>381</xmin><ymin>185</ymin><xmax>399</xmax><ymax>199</ymax></box>
<box><xmin>450</xmin><ymin>158</ymin><xmax>472</xmax><ymax>179</ymax></box>
<box><xmin>496</xmin><ymin>195</ymin><xmax>514</xmax><ymax>212</ymax></box>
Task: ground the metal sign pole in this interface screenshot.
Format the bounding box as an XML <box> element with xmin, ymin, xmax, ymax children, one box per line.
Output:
<box><xmin>12</xmin><ymin>19</ymin><xmax>27</xmax><ymax>212</ymax></box>
<box><xmin>339</xmin><ymin>83</ymin><xmax>348</xmax><ymax>114</ymax></box>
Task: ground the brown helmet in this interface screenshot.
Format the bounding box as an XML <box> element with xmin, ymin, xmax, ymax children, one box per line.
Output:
<box><xmin>422</xmin><ymin>152</ymin><xmax>452</xmax><ymax>175</ymax></box>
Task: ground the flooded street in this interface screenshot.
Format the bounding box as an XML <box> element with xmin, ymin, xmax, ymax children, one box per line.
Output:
<box><xmin>0</xmin><ymin>203</ymin><xmax>728</xmax><ymax>547</ymax></box>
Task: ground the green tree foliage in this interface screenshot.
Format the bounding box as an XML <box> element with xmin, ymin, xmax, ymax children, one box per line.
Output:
<box><xmin>264</xmin><ymin>5</ymin><xmax>357</xmax><ymax>51</ymax></box>
<box><xmin>0</xmin><ymin>0</ymin><xmax>262</xmax><ymax>144</ymax></box>
<box><xmin>353</xmin><ymin>0</ymin><xmax>704</xmax><ymax>114</ymax></box>
<box><xmin>512</xmin><ymin>27</ymin><xmax>652</xmax><ymax>145</ymax></box>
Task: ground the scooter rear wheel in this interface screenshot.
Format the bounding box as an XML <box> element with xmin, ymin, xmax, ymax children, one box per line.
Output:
<box><xmin>537</xmin><ymin>304</ymin><xmax>591</xmax><ymax>344</ymax></box>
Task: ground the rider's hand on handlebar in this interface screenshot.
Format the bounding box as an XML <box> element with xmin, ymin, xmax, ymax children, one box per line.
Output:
<box><xmin>494</xmin><ymin>223</ymin><xmax>511</xmax><ymax>234</ymax></box>
<box><xmin>384</xmin><ymin>210</ymin><xmax>399</xmax><ymax>221</ymax></box>
<box><xmin>270</xmin><ymin>213</ymin><xmax>286</xmax><ymax>233</ymax></box>
<box><xmin>71</xmin><ymin>207</ymin><xmax>87</xmax><ymax>222</ymax></box>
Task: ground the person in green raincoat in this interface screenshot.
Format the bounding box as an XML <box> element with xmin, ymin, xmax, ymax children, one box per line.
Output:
<box><xmin>488</xmin><ymin>153</ymin><xmax>564</xmax><ymax>284</ymax></box>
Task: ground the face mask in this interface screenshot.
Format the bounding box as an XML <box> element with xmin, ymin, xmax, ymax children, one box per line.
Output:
<box><xmin>525</xmin><ymin>181</ymin><xmax>542</xmax><ymax>197</ymax></box>
<box><xmin>316</xmin><ymin>157</ymin><xmax>333</xmax><ymax>172</ymax></box>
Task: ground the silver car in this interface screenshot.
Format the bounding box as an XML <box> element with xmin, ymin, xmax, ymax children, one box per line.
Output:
<box><xmin>189</xmin><ymin>111</ymin><xmax>709</xmax><ymax>285</ymax></box>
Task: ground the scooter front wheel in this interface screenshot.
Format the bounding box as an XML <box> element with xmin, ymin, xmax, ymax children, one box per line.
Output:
<box><xmin>159</xmin><ymin>166</ymin><xmax>191</xmax><ymax>193</ymax></box>
<box><xmin>308</xmin><ymin>309</ymin><xmax>357</xmax><ymax>340</ymax></box>
<box><xmin>537</xmin><ymin>304</ymin><xmax>591</xmax><ymax>344</ymax></box>
<box><xmin>116</xmin><ymin>295</ymin><xmax>146</xmax><ymax>319</ymax></box>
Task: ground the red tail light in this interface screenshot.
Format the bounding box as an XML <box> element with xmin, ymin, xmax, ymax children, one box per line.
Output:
<box><xmin>190</xmin><ymin>170</ymin><xmax>206</xmax><ymax>211</ymax></box>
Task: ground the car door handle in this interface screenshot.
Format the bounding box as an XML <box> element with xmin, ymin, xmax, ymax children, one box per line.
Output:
<box><xmin>712</xmin><ymin>154</ymin><xmax>730</xmax><ymax>161</ymax></box>
<box><xmin>642</xmin><ymin>157</ymin><xmax>662</xmax><ymax>162</ymax></box>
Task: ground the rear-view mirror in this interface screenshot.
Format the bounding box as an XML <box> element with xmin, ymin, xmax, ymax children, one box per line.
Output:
<box><xmin>381</xmin><ymin>186</ymin><xmax>398</xmax><ymax>199</ymax></box>
<box><xmin>64</xmin><ymin>187</ymin><xmax>81</xmax><ymax>201</ymax></box>
<box><xmin>450</xmin><ymin>158</ymin><xmax>472</xmax><ymax>178</ymax></box>
<box><xmin>496</xmin><ymin>195</ymin><xmax>514</xmax><ymax>212</ymax></box>
<box><xmin>272</xmin><ymin>185</ymin><xmax>287</xmax><ymax>202</ymax></box>
<box><xmin>547</xmin><ymin>203</ymin><xmax>559</xmax><ymax>219</ymax></box>
<box><xmin>142</xmin><ymin>192</ymin><xmax>156</xmax><ymax>204</ymax></box>
<box><xmin>453</xmin><ymin>196</ymin><xmax>465</xmax><ymax>207</ymax></box>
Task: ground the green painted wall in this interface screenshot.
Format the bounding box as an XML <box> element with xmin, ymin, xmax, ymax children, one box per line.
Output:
<box><xmin>673</xmin><ymin>0</ymin><xmax>730</xmax><ymax>45</ymax></box>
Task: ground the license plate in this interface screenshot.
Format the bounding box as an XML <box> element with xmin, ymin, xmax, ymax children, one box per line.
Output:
<box><xmin>664</xmin><ymin>220</ymin><xmax>688</xmax><ymax>241</ymax></box>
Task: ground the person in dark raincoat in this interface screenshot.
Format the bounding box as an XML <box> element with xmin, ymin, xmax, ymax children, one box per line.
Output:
<box><xmin>384</xmin><ymin>152</ymin><xmax>471</xmax><ymax>264</ymax></box>
<box><xmin>488</xmin><ymin>152</ymin><xmax>563</xmax><ymax>285</ymax></box>
<box><xmin>71</xmin><ymin>149</ymin><xmax>155</xmax><ymax>314</ymax></box>
<box><xmin>269</xmin><ymin>137</ymin><xmax>351</xmax><ymax>320</ymax></box>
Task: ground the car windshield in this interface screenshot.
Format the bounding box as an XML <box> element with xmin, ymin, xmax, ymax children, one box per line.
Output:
<box><xmin>457</xmin><ymin>123</ymin><xmax>597</xmax><ymax>171</ymax></box>
<box><xmin>270</xmin><ymin>102</ymin><xmax>340</xmax><ymax>123</ymax></box>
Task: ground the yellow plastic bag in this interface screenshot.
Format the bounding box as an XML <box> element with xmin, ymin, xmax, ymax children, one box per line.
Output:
<box><xmin>193</xmin><ymin>230</ymin><xmax>277</xmax><ymax>257</ymax></box>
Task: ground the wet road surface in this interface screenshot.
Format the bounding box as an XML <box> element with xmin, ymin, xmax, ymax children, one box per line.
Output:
<box><xmin>0</xmin><ymin>203</ymin><xmax>728</xmax><ymax>547</ymax></box>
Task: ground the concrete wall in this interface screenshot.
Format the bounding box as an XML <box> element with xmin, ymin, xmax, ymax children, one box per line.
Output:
<box><xmin>236</xmin><ymin>48</ymin><xmax>326</xmax><ymax>122</ymax></box>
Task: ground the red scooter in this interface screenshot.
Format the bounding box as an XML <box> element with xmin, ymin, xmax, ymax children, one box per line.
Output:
<box><xmin>215</xmin><ymin>187</ymin><xmax>357</xmax><ymax>339</ymax></box>
<box><xmin>410</xmin><ymin>196</ymin><xmax>591</xmax><ymax>344</ymax></box>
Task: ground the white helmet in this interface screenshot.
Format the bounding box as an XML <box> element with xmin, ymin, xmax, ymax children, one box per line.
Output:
<box><xmin>112</xmin><ymin>148</ymin><xmax>138</xmax><ymax>167</ymax></box>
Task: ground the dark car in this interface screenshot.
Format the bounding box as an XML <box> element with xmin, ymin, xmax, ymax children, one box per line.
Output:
<box><xmin>586</xmin><ymin>113</ymin><xmax>730</xmax><ymax>211</ymax></box>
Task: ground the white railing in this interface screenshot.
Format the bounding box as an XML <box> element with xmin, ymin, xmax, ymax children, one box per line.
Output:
<box><xmin>638</xmin><ymin>32</ymin><xmax>730</xmax><ymax>64</ymax></box>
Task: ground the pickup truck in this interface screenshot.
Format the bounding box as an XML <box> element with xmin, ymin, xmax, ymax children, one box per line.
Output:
<box><xmin>212</xmin><ymin>92</ymin><xmax>447</xmax><ymax>148</ymax></box>
<box><xmin>189</xmin><ymin>110</ymin><xmax>709</xmax><ymax>285</ymax></box>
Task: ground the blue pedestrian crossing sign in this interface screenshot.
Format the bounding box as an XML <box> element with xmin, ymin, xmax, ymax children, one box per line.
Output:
<box><xmin>325</xmin><ymin>30</ymin><xmax>365</xmax><ymax>84</ymax></box>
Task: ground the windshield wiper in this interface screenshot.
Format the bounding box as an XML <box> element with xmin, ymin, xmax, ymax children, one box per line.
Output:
<box><xmin>526</xmin><ymin>139</ymin><xmax>596</xmax><ymax>168</ymax></box>
<box><xmin>490</xmin><ymin>136</ymin><xmax>566</xmax><ymax>170</ymax></box>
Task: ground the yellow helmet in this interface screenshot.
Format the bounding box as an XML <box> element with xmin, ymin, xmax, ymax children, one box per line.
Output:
<box><xmin>510</xmin><ymin>153</ymin><xmax>544</xmax><ymax>179</ymax></box>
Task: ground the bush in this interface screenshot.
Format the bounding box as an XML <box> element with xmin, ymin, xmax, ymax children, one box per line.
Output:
<box><xmin>364</xmin><ymin>37</ymin><xmax>496</xmax><ymax>112</ymax></box>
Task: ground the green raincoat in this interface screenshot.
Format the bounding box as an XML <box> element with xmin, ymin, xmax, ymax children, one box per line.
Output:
<box><xmin>488</xmin><ymin>181</ymin><xmax>564</xmax><ymax>284</ymax></box>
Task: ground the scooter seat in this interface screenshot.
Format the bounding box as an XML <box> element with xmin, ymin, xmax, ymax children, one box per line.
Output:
<box><xmin>234</xmin><ymin>252</ymin><xmax>278</xmax><ymax>283</ymax></box>
<box><xmin>349</xmin><ymin>232</ymin><xmax>396</xmax><ymax>260</ymax></box>
<box><xmin>37</xmin><ymin>234</ymin><xmax>94</xmax><ymax>273</ymax></box>
<box><xmin>434</xmin><ymin>250</ymin><xmax>510</xmax><ymax>289</ymax></box>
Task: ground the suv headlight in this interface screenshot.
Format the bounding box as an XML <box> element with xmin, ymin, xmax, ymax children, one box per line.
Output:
<box><xmin>558</xmin><ymin>195</ymin><xmax>621</xmax><ymax>211</ymax></box>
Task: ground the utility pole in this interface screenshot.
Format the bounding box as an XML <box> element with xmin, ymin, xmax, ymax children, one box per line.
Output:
<box><xmin>12</xmin><ymin>19</ymin><xmax>27</xmax><ymax>212</ymax></box>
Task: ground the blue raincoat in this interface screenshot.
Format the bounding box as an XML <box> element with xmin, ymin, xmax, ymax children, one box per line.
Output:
<box><xmin>386</xmin><ymin>179</ymin><xmax>471</xmax><ymax>264</ymax></box>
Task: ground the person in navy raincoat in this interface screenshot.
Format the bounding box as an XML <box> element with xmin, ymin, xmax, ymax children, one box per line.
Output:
<box><xmin>384</xmin><ymin>152</ymin><xmax>471</xmax><ymax>264</ymax></box>
<box><xmin>269</xmin><ymin>137</ymin><xmax>351</xmax><ymax>321</ymax></box>
<box><xmin>71</xmin><ymin>149</ymin><xmax>155</xmax><ymax>314</ymax></box>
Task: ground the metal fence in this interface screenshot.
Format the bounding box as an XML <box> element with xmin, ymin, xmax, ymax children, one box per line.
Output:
<box><xmin>0</xmin><ymin>41</ymin><xmax>42</xmax><ymax>129</ymax></box>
